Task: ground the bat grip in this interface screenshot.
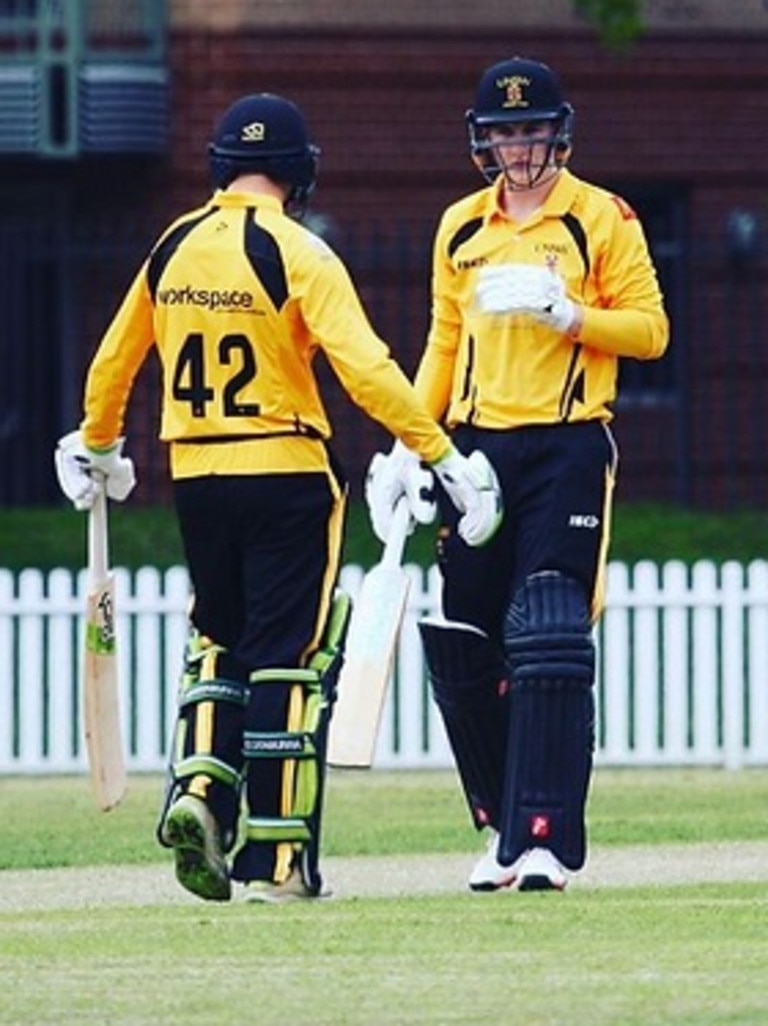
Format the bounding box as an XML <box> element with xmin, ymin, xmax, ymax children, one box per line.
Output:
<box><xmin>380</xmin><ymin>498</ymin><xmax>411</xmax><ymax>569</ymax></box>
<box><xmin>88</xmin><ymin>481</ymin><xmax>109</xmax><ymax>585</ymax></box>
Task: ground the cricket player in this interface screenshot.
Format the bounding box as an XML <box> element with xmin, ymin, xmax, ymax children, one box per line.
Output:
<box><xmin>55</xmin><ymin>92</ymin><xmax>501</xmax><ymax>903</ymax></box>
<box><xmin>367</xmin><ymin>57</ymin><xmax>669</xmax><ymax>891</ymax></box>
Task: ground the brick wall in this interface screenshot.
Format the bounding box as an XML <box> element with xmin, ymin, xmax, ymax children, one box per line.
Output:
<box><xmin>158</xmin><ymin>27</ymin><xmax>768</xmax><ymax>240</ymax></box>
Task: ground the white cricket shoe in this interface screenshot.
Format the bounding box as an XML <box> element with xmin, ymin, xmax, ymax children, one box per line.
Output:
<box><xmin>468</xmin><ymin>832</ymin><xmax>518</xmax><ymax>892</ymax></box>
<box><xmin>515</xmin><ymin>847</ymin><xmax>568</xmax><ymax>892</ymax></box>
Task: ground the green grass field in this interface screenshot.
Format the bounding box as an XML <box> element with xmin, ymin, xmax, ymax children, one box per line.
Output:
<box><xmin>1</xmin><ymin>768</ymin><xmax>767</xmax><ymax>1025</ymax></box>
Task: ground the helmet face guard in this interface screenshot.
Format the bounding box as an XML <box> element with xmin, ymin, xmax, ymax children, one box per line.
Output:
<box><xmin>466</xmin><ymin>57</ymin><xmax>574</xmax><ymax>190</ymax></box>
<box><xmin>208</xmin><ymin>93</ymin><xmax>320</xmax><ymax>217</ymax></box>
<box><xmin>467</xmin><ymin>110</ymin><xmax>573</xmax><ymax>190</ymax></box>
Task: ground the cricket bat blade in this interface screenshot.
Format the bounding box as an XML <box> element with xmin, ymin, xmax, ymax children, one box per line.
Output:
<box><xmin>83</xmin><ymin>486</ymin><xmax>126</xmax><ymax>811</ymax></box>
<box><xmin>328</xmin><ymin>500</ymin><xmax>412</xmax><ymax>768</ymax></box>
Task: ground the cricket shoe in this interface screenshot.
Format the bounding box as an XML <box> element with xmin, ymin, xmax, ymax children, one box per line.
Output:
<box><xmin>160</xmin><ymin>794</ymin><xmax>231</xmax><ymax>902</ymax></box>
<box><xmin>515</xmin><ymin>847</ymin><xmax>568</xmax><ymax>892</ymax></box>
<box><xmin>243</xmin><ymin>867</ymin><xmax>323</xmax><ymax>905</ymax></box>
<box><xmin>468</xmin><ymin>832</ymin><xmax>518</xmax><ymax>892</ymax></box>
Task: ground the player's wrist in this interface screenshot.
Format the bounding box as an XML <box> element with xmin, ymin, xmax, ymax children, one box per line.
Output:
<box><xmin>430</xmin><ymin>442</ymin><xmax>458</xmax><ymax>468</ymax></box>
<box><xmin>565</xmin><ymin>302</ymin><xmax>583</xmax><ymax>335</ymax></box>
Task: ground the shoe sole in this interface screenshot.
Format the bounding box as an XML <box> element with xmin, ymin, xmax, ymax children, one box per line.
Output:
<box><xmin>517</xmin><ymin>874</ymin><xmax>566</xmax><ymax>892</ymax></box>
<box><xmin>244</xmin><ymin>875</ymin><xmax>331</xmax><ymax>904</ymax></box>
<box><xmin>468</xmin><ymin>873</ymin><xmax>518</xmax><ymax>893</ymax></box>
<box><xmin>245</xmin><ymin>888</ymin><xmax>313</xmax><ymax>905</ymax></box>
<box><xmin>163</xmin><ymin>806</ymin><xmax>231</xmax><ymax>902</ymax></box>
<box><xmin>245</xmin><ymin>883</ymin><xmax>328</xmax><ymax>905</ymax></box>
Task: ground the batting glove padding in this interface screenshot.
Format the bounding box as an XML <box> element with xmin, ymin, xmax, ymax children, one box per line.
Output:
<box><xmin>55</xmin><ymin>430</ymin><xmax>137</xmax><ymax>511</ymax></box>
<box><xmin>432</xmin><ymin>447</ymin><xmax>503</xmax><ymax>547</ymax></box>
<box><xmin>365</xmin><ymin>440</ymin><xmax>435</xmax><ymax>543</ymax></box>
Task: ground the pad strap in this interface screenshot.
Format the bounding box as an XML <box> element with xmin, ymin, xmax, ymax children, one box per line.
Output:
<box><xmin>180</xmin><ymin>678</ymin><xmax>250</xmax><ymax>709</ymax></box>
<box><xmin>171</xmin><ymin>755</ymin><xmax>241</xmax><ymax>790</ymax></box>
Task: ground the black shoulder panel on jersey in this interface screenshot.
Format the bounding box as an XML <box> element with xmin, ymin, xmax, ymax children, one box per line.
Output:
<box><xmin>147</xmin><ymin>209</ymin><xmax>218</xmax><ymax>301</ymax></box>
<box><xmin>447</xmin><ymin>216</ymin><xmax>484</xmax><ymax>259</ymax></box>
<box><xmin>560</xmin><ymin>213</ymin><xmax>590</xmax><ymax>278</ymax></box>
<box><xmin>243</xmin><ymin>212</ymin><xmax>289</xmax><ymax>312</ymax></box>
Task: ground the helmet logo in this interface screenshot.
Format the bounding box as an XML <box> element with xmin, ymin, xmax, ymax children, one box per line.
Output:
<box><xmin>240</xmin><ymin>121</ymin><xmax>266</xmax><ymax>142</ymax></box>
<box><xmin>497</xmin><ymin>75</ymin><xmax>531</xmax><ymax>110</ymax></box>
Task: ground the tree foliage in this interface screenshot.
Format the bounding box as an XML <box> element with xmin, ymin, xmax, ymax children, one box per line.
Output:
<box><xmin>573</xmin><ymin>0</ymin><xmax>644</xmax><ymax>48</ymax></box>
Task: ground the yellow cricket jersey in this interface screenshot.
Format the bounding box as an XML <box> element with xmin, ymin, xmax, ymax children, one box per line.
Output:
<box><xmin>81</xmin><ymin>190</ymin><xmax>450</xmax><ymax>477</ymax></box>
<box><xmin>414</xmin><ymin>169</ymin><xmax>670</xmax><ymax>428</ymax></box>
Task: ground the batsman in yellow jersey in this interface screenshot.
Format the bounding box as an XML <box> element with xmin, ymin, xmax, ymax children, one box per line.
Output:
<box><xmin>54</xmin><ymin>92</ymin><xmax>503</xmax><ymax>903</ymax></box>
<box><xmin>367</xmin><ymin>57</ymin><xmax>669</xmax><ymax>892</ymax></box>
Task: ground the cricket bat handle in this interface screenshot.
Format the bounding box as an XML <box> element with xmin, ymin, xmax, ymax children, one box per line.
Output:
<box><xmin>88</xmin><ymin>479</ymin><xmax>109</xmax><ymax>585</ymax></box>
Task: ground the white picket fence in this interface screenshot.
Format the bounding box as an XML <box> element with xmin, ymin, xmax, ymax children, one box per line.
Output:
<box><xmin>2</xmin><ymin>559</ymin><xmax>768</xmax><ymax>775</ymax></box>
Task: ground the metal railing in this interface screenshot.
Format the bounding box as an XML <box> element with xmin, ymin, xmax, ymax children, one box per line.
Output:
<box><xmin>0</xmin><ymin>0</ymin><xmax>166</xmax><ymax>61</ymax></box>
<box><xmin>0</xmin><ymin>0</ymin><xmax>167</xmax><ymax>155</ymax></box>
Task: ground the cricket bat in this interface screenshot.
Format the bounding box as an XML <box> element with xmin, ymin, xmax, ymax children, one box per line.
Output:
<box><xmin>328</xmin><ymin>498</ymin><xmax>412</xmax><ymax>768</ymax></box>
<box><xmin>83</xmin><ymin>483</ymin><xmax>126</xmax><ymax>811</ymax></box>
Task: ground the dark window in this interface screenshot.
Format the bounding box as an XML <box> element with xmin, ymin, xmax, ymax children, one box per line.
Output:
<box><xmin>605</xmin><ymin>182</ymin><xmax>688</xmax><ymax>407</ymax></box>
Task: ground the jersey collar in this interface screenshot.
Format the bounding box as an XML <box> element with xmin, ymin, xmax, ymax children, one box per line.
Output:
<box><xmin>486</xmin><ymin>169</ymin><xmax>579</xmax><ymax>224</ymax></box>
<box><xmin>211</xmin><ymin>189</ymin><xmax>284</xmax><ymax>214</ymax></box>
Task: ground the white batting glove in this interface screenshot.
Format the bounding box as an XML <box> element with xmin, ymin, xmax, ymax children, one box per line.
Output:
<box><xmin>54</xmin><ymin>430</ymin><xmax>136</xmax><ymax>511</ymax></box>
<box><xmin>476</xmin><ymin>264</ymin><xmax>576</xmax><ymax>333</ymax></box>
<box><xmin>365</xmin><ymin>440</ymin><xmax>435</xmax><ymax>543</ymax></box>
<box><xmin>476</xmin><ymin>263</ymin><xmax>554</xmax><ymax>316</ymax></box>
<box><xmin>431</xmin><ymin>447</ymin><xmax>503</xmax><ymax>547</ymax></box>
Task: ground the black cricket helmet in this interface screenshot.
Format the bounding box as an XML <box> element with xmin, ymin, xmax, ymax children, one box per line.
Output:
<box><xmin>208</xmin><ymin>93</ymin><xmax>320</xmax><ymax>213</ymax></box>
<box><xmin>466</xmin><ymin>57</ymin><xmax>574</xmax><ymax>188</ymax></box>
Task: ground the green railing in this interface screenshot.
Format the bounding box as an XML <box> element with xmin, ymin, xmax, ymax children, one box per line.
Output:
<box><xmin>0</xmin><ymin>0</ymin><xmax>167</xmax><ymax>156</ymax></box>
